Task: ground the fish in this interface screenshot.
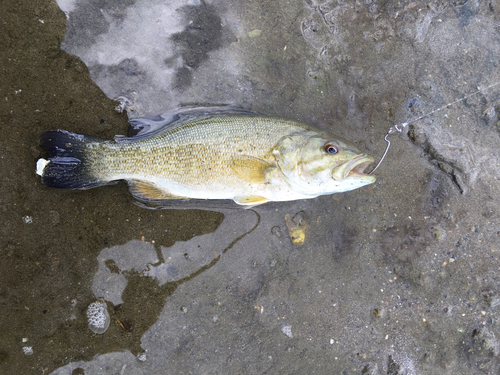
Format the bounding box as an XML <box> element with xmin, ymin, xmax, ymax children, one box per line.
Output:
<box><xmin>36</xmin><ymin>109</ymin><xmax>376</xmax><ymax>207</ymax></box>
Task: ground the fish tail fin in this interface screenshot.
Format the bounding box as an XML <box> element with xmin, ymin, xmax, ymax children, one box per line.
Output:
<box><xmin>37</xmin><ymin>130</ymin><xmax>106</xmax><ymax>189</ymax></box>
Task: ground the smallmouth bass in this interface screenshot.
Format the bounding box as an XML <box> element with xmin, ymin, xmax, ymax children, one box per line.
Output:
<box><xmin>36</xmin><ymin>110</ymin><xmax>376</xmax><ymax>206</ymax></box>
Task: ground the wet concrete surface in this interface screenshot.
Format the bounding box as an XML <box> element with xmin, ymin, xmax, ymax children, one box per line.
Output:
<box><xmin>1</xmin><ymin>0</ymin><xmax>500</xmax><ymax>374</ymax></box>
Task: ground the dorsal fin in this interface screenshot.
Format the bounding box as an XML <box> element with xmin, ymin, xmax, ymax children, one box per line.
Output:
<box><xmin>115</xmin><ymin>107</ymin><xmax>259</xmax><ymax>144</ymax></box>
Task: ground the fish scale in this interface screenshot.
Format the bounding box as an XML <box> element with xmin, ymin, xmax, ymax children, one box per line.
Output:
<box><xmin>91</xmin><ymin>116</ymin><xmax>302</xmax><ymax>184</ymax></box>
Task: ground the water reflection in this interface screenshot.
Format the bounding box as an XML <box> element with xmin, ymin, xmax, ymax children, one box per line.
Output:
<box><xmin>51</xmin><ymin>206</ymin><xmax>305</xmax><ymax>374</ymax></box>
<box><xmin>57</xmin><ymin>0</ymin><xmax>240</xmax><ymax>117</ymax></box>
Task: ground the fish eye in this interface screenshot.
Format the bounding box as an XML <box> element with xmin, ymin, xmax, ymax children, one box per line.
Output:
<box><xmin>324</xmin><ymin>143</ymin><xmax>338</xmax><ymax>155</ymax></box>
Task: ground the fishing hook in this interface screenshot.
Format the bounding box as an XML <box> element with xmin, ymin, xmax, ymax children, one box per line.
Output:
<box><xmin>366</xmin><ymin>80</ymin><xmax>500</xmax><ymax>175</ymax></box>
<box><xmin>367</xmin><ymin>122</ymin><xmax>407</xmax><ymax>175</ymax></box>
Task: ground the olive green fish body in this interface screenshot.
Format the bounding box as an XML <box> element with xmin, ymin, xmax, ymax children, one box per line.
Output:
<box><xmin>37</xmin><ymin>113</ymin><xmax>376</xmax><ymax>206</ymax></box>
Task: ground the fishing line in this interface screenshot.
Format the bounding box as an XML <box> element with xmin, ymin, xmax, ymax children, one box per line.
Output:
<box><xmin>367</xmin><ymin>80</ymin><xmax>500</xmax><ymax>175</ymax></box>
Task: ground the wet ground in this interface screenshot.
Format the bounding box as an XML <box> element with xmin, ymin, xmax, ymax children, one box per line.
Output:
<box><xmin>1</xmin><ymin>0</ymin><xmax>500</xmax><ymax>374</ymax></box>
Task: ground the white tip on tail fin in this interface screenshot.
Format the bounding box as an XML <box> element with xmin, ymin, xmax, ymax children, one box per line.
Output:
<box><xmin>36</xmin><ymin>158</ymin><xmax>49</xmax><ymax>176</ymax></box>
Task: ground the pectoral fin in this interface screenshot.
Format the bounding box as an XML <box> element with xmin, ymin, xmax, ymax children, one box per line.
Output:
<box><xmin>230</xmin><ymin>155</ymin><xmax>274</xmax><ymax>184</ymax></box>
<box><xmin>128</xmin><ymin>180</ymin><xmax>188</xmax><ymax>201</ymax></box>
<box><xmin>233</xmin><ymin>195</ymin><xmax>270</xmax><ymax>206</ymax></box>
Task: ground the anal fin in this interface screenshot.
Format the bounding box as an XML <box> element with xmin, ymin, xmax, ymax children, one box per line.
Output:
<box><xmin>128</xmin><ymin>180</ymin><xmax>188</xmax><ymax>202</ymax></box>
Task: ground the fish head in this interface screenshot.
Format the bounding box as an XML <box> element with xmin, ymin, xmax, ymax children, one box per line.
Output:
<box><xmin>274</xmin><ymin>131</ymin><xmax>376</xmax><ymax>196</ymax></box>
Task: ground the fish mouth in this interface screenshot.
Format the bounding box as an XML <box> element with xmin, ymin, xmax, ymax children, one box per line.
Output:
<box><xmin>332</xmin><ymin>155</ymin><xmax>376</xmax><ymax>181</ymax></box>
<box><xmin>346</xmin><ymin>155</ymin><xmax>375</xmax><ymax>178</ymax></box>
